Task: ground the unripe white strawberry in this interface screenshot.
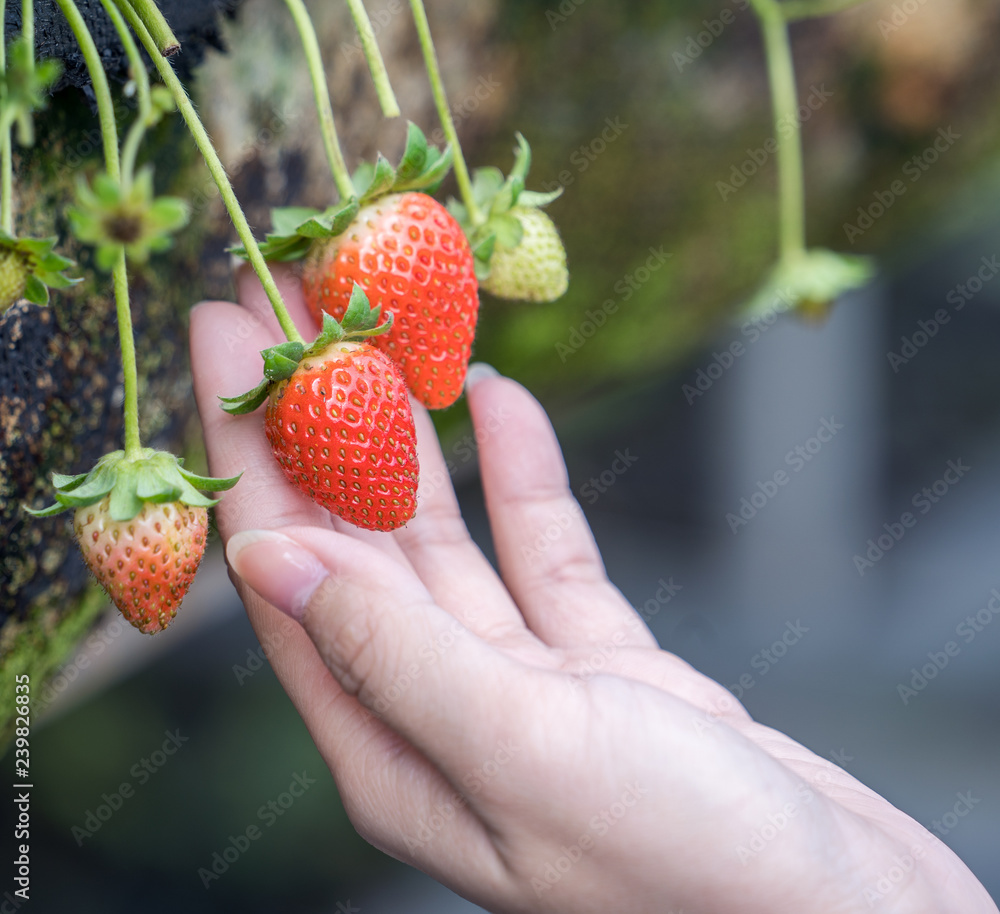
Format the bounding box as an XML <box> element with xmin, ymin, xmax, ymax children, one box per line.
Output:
<box><xmin>480</xmin><ymin>207</ymin><xmax>568</xmax><ymax>303</ymax></box>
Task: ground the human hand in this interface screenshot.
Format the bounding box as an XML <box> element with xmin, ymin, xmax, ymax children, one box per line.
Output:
<box><xmin>190</xmin><ymin>267</ymin><xmax>997</xmax><ymax>914</ymax></box>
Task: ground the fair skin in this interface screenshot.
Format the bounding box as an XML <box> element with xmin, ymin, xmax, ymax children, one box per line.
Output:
<box><xmin>190</xmin><ymin>266</ymin><xmax>997</xmax><ymax>914</ymax></box>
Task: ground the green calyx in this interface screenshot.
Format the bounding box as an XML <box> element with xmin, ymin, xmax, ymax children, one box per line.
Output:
<box><xmin>743</xmin><ymin>248</ymin><xmax>875</xmax><ymax>322</ymax></box>
<box><xmin>219</xmin><ymin>283</ymin><xmax>393</xmax><ymax>415</ymax></box>
<box><xmin>67</xmin><ymin>166</ymin><xmax>190</xmax><ymax>271</ymax></box>
<box><xmin>0</xmin><ymin>39</ymin><xmax>61</xmax><ymax>147</ymax></box>
<box><xmin>0</xmin><ymin>232</ymin><xmax>79</xmax><ymax>308</ymax></box>
<box><xmin>447</xmin><ymin>133</ymin><xmax>562</xmax><ymax>281</ymax></box>
<box><xmin>24</xmin><ymin>449</ymin><xmax>241</xmax><ymax>521</ymax></box>
<box><xmin>233</xmin><ymin>121</ymin><xmax>452</xmax><ymax>263</ymax></box>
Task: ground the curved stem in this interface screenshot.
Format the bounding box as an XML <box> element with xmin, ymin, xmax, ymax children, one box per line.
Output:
<box><xmin>345</xmin><ymin>0</ymin><xmax>400</xmax><ymax>118</ymax></box>
<box><xmin>115</xmin><ymin>0</ymin><xmax>304</xmax><ymax>344</ymax></box>
<box><xmin>122</xmin><ymin>0</ymin><xmax>179</xmax><ymax>56</ymax></box>
<box><xmin>1</xmin><ymin>0</ymin><xmax>12</xmax><ymax>235</ymax></box>
<box><xmin>408</xmin><ymin>0</ymin><xmax>483</xmax><ymax>225</ymax></box>
<box><xmin>283</xmin><ymin>0</ymin><xmax>355</xmax><ymax>201</ymax></box>
<box><xmin>54</xmin><ymin>0</ymin><xmax>120</xmax><ymax>180</ymax></box>
<box><xmin>779</xmin><ymin>0</ymin><xmax>871</xmax><ymax>21</ymax></box>
<box><xmin>102</xmin><ymin>0</ymin><xmax>151</xmax><ymax>189</ymax></box>
<box><xmin>751</xmin><ymin>0</ymin><xmax>806</xmax><ymax>263</ymax></box>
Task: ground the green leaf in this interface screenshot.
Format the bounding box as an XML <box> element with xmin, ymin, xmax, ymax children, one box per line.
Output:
<box><xmin>396</xmin><ymin>121</ymin><xmax>430</xmax><ymax>181</ymax></box>
<box><xmin>360</xmin><ymin>154</ymin><xmax>397</xmax><ymax>202</ymax></box>
<box><xmin>177</xmin><ymin>468</ymin><xmax>242</xmax><ymax>492</ymax></box>
<box><xmin>109</xmin><ymin>481</ymin><xmax>143</xmax><ymax>522</ymax></box>
<box><xmin>491</xmin><ymin>213</ymin><xmax>524</xmax><ymax>249</ymax></box>
<box><xmin>219</xmin><ymin>380</ymin><xmax>272</xmax><ymax>415</ymax></box>
<box><xmin>519</xmin><ymin>188</ymin><xmax>563</xmax><ymax>208</ymax></box>
<box><xmin>23</xmin><ymin>274</ymin><xmax>48</xmax><ymax>305</ymax></box>
<box><xmin>271</xmin><ymin>206</ymin><xmax>323</xmax><ymax>236</ymax></box>
<box><xmin>262</xmin><ymin>341</ymin><xmax>306</xmax><ymax>379</ymax></box>
<box><xmin>341</xmin><ymin>283</ymin><xmax>373</xmax><ymax>330</ymax></box>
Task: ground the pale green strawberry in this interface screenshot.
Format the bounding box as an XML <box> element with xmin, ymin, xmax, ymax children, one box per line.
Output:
<box><xmin>449</xmin><ymin>133</ymin><xmax>570</xmax><ymax>304</ymax></box>
<box><xmin>480</xmin><ymin>206</ymin><xmax>568</xmax><ymax>303</ymax></box>
<box><xmin>0</xmin><ymin>247</ymin><xmax>28</xmax><ymax>309</ymax></box>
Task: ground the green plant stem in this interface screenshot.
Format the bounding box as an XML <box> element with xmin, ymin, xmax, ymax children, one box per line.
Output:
<box><xmin>283</xmin><ymin>0</ymin><xmax>355</xmax><ymax>201</ymax></box>
<box><xmin>408</xmin><ymin>0</ymin><xmax>484</xmax><ymax>226</ymax></box>
<box><xmin>345</xmin><ymin>0</ymin><xmax>400</xmax><ymax>118</ymax></box>
<box><xmin>21</xmin><ymin>0</ymin><xmax>32</xmax><ymax>70</ymax></box>
<box><xmin>115</xmin><ymin>0</ymin><xmax>304</xmax><ymax>344</ymax></box>
<box><xmin>101</xmin><ymin>0</ymin><xmax>151</xmax><ymax>189</ymax></box>
<box><xmin>54</xmin><ymin>0</ymin><xmax>120</xmax><ymax>180</ymax></box>
<box><xmin>112</xmin><ymin>247</ymin><xmax>142</xmax><ymax>457</ymax></box>
<box><xmin>779</xmin><ymin>0</ymin><xmax>871</xmax><ymax>21</ymax></box>
<box><xmin>751</xmin><ymin>0</ymin><xmax>806</xmax><ymax>264</ymax></box>
<box><xmin>0</xmin><ymin>0</ymin><xmax>11</xmax><ymax>235</ymax></box>
<box><xmin>123</xmin><ymin>0</ymin><xmax>179</xmax><ymax>55</ymax></box>
<box><xmin>54</xmin><ymin>0</ymin><xmax>144</xmax><ymax>456</ymax></box>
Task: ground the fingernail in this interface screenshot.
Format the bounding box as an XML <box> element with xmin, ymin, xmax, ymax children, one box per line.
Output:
<box><xmin>465</xmin><ymin>362</ymin><xmax>500</xmax><ymax>392</ymax></box>
<box><xmin>226</xmin><ymin>530</ymin><xmax>328</xmax><ymax>622</ymax></box>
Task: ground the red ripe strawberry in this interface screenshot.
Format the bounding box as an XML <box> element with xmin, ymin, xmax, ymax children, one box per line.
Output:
<box><xmin>264</xmin><ymin>338</ymin><xmax>419</xmax><ymax>531</ymax></box>
<box><xmin>301</xmin><ymin>192</ymin><xmax>479</xmax><ymax>410</ymax></box>
<box><xmin>74</xmin><ymin>496</ymin><xmax>208</xmax><ymax>634</ymax></box>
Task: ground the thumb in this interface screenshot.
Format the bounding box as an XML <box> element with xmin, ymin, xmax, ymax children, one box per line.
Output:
<box><xmin>226</xmin><ymin>525</ymin><xmax>515</xmax><ymax>774</ymax></box>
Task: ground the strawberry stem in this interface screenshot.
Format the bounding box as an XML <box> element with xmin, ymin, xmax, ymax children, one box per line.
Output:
<box><xmin>750</xmin><ymin>0</ymin><xmax>806</xmax><ymax>265</ymax></box>
<box><xmin>114</xmin><ymin>0</ymin><xmax>305</xmax><ymax>345</ymax></box>
<box><xmin>345</xmin><ymin>0</ymin><xmax>401</xmax><ymax>118</ymax></box>
<box><xmin>55</xmin><ymin>0</ymin><xmax>144</xmax><ymax>457</ymax></box>
<box><xmin>101</xmin><ymin>0</ymin><xmax>151</xmax><ymax>191</ymax></box>
<box><xmin>122</xmin><ymin>0</ymin><xmax>180</xmax><ymax>56</ymax></box>
<box><xmin>112</xmin><ymin>246</ymin><xmax>143</xmax><ymax>457</ymax></box>
<box><xmin>54</xmin><ymin>0</ymin><xmax>120</xmax><ymax>180</ymax></box>
<box><xmin>20</xmin><ymin>0</ymin><xmax>32</xmax><ymax>74</ymax></box>
<box><xmin>0</xmin><ymin>0</ymin><xmax>12</xmax><ymax>235</ymax></box>
<box><xmin>282</xmin><ymin>0</ymin><xmax>356</xmax><ymax>202</ymax></box>
<box><xmin>408</xmin><ymin>0</ymin><xmax>484</xmax><ymax>227</ymax></box>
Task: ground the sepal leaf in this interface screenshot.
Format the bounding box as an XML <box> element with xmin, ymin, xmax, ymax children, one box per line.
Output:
<box><xmin>24</xmin><ymin>449</ymin><xmax>241</xmax><ymax>519</ymax></box>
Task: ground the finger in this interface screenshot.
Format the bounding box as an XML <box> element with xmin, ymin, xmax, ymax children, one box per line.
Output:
<box><xmin>467</xmin><ymin>367</ymin><xmax>657</xmax><ymax>651</ymax></box>
<box><xmin>190</xmin><ymin>299</ymin><xmax>334</xmax><ymax>538</ymax></box>
<box><xmin>235</xmin><ymin>261</ymin><xmax>317</xmax><ymax>339</ymax></box>
<box><xmin>393</xmin><ymin>401</ymin><xmax>543</xmax><ymax>649</ymax></box>
<box><xmin>226</xmin><ymin>525</ymin><xmax>546</xmax><ymax>778</ymax></box>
